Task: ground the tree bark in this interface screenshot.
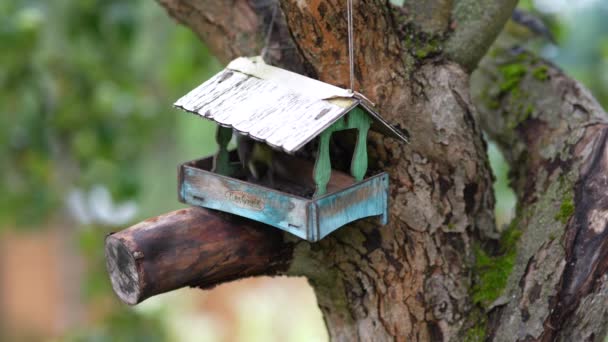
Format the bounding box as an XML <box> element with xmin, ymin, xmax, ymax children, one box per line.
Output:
<box><xmin>102</xmin><ymin>0</ymin><xmax>608</xmax><ymax>340</ymax></box>
<box><xmin>105</xmin><ymin>207</ymin><xmax>292</xmax><ymax>305</ymax></box>
<box><xmin>472</xmin><ymin>44</ymin><xmax>608</xmax><ymax>341</ymax></box>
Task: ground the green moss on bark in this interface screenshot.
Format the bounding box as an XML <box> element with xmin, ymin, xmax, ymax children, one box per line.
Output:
<box><xmin>555</xmin><ymin>194</ymin><xmax>575</xmax><ymax>224</ymax></box>
<box><xmin>463</xmin><ymin>308</ymin><xmax>488</xmax><ymax>342</ymax></box>
<box><xmin>498</xmin><ymin>63</ymin><xmax>527</xmax><ymax>93</ymax></box>
<box><xmin>481</xmin><ymin>55</ymin><xmax>549</xmax><ymax>131</ymax></box>
<box><xmin>532</xmin><ymin>65</ymin><xmax>550</xmax><ymax>81</ymax></box>
<box><xmin>472</xmin><ymin>222</ymin><xmax>522</xmax><ymax>308</ymax></box>
<box><xmin>399</xmin><ymin>23</ymin><xmax>445</xmax><ymax>61</ymax></box>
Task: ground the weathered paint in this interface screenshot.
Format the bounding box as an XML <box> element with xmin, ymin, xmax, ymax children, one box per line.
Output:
<box><xmin>173</xmin><ymin>56</ymin><xmax>409</xmax><ymax>154</ymax></box>
<box><xmin>313</xmin><ymin>127</ymin><xmax>334</xmax><ymax>197</ymax></box>
<box><xmin>179</xmin><ymin>156</ymin><xmax>390</xmax><ymax>242</ymax></box>
<box><xmin>227</xmin><ymin>56</ymin><xmax>353</xmax><ymax>101</ymax></box>
<box><xmin>315</xmin><ymin>173</ymin><xmax>389</xmax><ymax>240</ymax></box>
<box><xmin>212</xmin><ymin>126</ymin><xmax>235</xmax><ymax>176</ymax></box>
<box><xmin>348</xmin><ymin>107</ymin><xmax>372</xmax><ymax>181</ymax></box>
<box><xmin>313</xmin><ymin>107</ymin><xmax>372</xmax><ymax>196</ymax></box>
<box><xmin>182</xmin><ymin>166</ymin><xmax>310</xmax><ymax>239</ymax></box>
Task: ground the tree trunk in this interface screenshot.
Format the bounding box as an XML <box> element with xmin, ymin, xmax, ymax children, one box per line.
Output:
<box><xmin>106</xmin><ymin>0</ymin><xmax>608</xmax><ymax>340</ymax></box>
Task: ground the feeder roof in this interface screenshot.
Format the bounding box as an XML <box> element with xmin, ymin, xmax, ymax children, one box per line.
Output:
<box><xmin>174</xmin><ymin>56</ymin><xmax>409</xmax><ymax>153</ymax></box>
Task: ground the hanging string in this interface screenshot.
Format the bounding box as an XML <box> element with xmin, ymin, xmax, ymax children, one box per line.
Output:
<box><xmin>347</xmin><ymin>0</ymin><xmax>355</xmax><ymax>92</ymax></box>
<box><xmin>261</xmin><ymin>3</ymin><xmax>279</xmax><ymax>61</ymax></box>
<box><xmin>262</xmin><ymin>1</ymin><xmax>357</xmax><ymax>93</ymax></box>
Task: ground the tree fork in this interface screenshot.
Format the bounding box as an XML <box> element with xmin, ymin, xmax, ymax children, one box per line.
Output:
<box><xmin>105</xmin><ymin>207</ymin><xmax>293</xmax><ymax>305</ymax></box>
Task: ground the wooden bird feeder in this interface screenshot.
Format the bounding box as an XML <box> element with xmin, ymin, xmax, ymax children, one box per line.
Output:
<box><xmin>174</xmin><ymin>57</ymin><xmax>408</xmax><ymax>242</ymax></box>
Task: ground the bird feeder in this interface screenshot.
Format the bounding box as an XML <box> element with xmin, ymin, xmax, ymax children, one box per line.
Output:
<box><xmin>174</xmin><ymin>57</ymin><xmax>408</xmax><ymax>242</ymax></box>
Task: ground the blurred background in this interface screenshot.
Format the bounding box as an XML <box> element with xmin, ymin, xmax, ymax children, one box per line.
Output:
<box><xmin>1</xmin><ymin>0</ymin><xmax>607</xmax><ymax>341</ymax></box>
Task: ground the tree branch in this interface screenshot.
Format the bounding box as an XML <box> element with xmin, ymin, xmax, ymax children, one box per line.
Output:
<box><xmin>105</xmin><ymin>207</ymin><xmax>293</xmax><ymax>305</ymax></box>
<box><xmin>156</xmin><ymin>0</ymin><xmax>306</xmax><ymax>72</ymax></box>
<box><xmin>401</xmin><ymin>0</ymin><xmax>453</xmax><ymax>35</ymax></box>
<box><xmin>472</xmin><ymin>45</ymin><xmax>608</xmax><ymax>340</ymax></box>
<box><xmin>445</xmin><ymin>0</ymin><xmax>518</xmax><ymax>71</ymax></box>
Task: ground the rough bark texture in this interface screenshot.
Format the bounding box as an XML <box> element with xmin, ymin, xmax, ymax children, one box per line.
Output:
<box><xmin>472</xmin><ymin>45</ymin><xmax>608</xmax><ymax>341</ymax></box>
<box><xmin>444</xmin><ymin>0</ymin><xmax>518</xmax><ymax>71</ymax></box>
<box><xmin>101</xmin><ymin>0</ymin><xmax>608</xmax><ymax>340</ymax></box>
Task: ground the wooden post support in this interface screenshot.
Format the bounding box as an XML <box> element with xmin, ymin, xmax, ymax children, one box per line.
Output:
<box><xmin>105</xmin><ymin>207</ymin><xmax>292</xmax><ymax>305</ymax></box>
<box><xmin>313</xmin><ymin>129</ymin><xmax>333</xmax><ymax>197</ymax></box>
<box><xmin>212</xmin><ymin>125</ymin><xmax>233</xmax><ymax>175</ymax></box>
<box><xmin>313</xmin><ymin>107</ymin><xmax>372</xmax><ymax>196</ymax></box>
<box><xmin>348</xmin><ymin>108</ymin><xmax>371</xmax><ymax>181</ymax></box>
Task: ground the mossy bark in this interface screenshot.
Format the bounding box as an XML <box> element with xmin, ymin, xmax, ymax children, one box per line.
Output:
<box><xmin>472</xmin><ymin>43</ymin><xmax>608</xmax><ymax>340</ymax></box>
<box><xmin>144</xmin><ymin>0</ymin><xmax>608</xmax><ymax>341</ymax></box>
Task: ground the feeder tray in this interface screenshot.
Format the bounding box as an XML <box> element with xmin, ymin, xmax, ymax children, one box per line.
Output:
<box><xmin>173</xmin><ymin>56</ymin><xmax>408</xmax><ymax>241</ymax></box>
<box><xmin>178</xmin><ymin>152</ymin><xmax>388</xmax><ymax>241</ymax></box>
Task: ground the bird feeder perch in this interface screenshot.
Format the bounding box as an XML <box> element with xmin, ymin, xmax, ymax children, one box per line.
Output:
<box><xmin>174</xmin><ymin>57</ymin><xmax>408</xmax><ymax>242</ymax></box>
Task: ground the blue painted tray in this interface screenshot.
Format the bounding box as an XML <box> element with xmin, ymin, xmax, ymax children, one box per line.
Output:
<box><xmin>178</xmin><ymin>155</ymin><xmax>389</xmax><ymax>242</ymax></box>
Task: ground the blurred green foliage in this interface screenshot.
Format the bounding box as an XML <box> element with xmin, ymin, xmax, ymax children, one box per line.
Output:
<box><xmin>61</xmin><ymin>309</ymin><xmax>168</xmax><ymax>342</ymax></box>
<box><xmin>1</xmin><ymin>0</ymin><xmax>219</xmax><ymax>340</ymax></box>
<box><xmin>0</xmin><ymin>0</ymin><xmax>219</xmax><ymax>228</ymax></box>
<box><xmin>553</xmin><ymin>6</ymin><xmax>608</xmax><ymax>109</ymax></box>
<box><xmin>515</xmin><ymin>1</ymin><xmax>608</xmax><ymax>109</ymax></box>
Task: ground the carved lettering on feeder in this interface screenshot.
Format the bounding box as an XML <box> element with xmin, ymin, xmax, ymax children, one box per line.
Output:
<box><xmin>225</xmin><ymin>191</ymin><xmax>265</xmax><ymax>211</ymax></box>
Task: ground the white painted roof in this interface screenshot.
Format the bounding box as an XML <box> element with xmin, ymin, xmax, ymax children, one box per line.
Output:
<box><xmin>174</xmin><ymin>56</ymin><xmax>408</xmax><ymax>153</ymax></box>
